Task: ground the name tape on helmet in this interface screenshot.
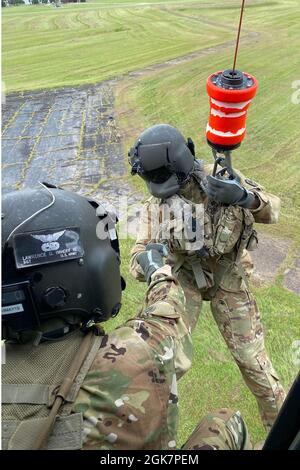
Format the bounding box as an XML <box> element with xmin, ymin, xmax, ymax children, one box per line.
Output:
<box><xmin>2</xmin><ymin>303</ymin><xmax>24</xmax><ymax>315</ymax></box>
<box><xmin>13</xmin><ymin>227</ymin><xmax>84</xmax><ymax>269</ymax></box>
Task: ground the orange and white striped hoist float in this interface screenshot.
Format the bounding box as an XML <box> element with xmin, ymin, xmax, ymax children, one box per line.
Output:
<box><xmin>206</xmin><ymin>69</ymin><xmax>258</xmax><ymax>152</ymax></box>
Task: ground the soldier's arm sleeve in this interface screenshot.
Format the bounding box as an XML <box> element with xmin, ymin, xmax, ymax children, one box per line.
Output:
<box><xmin>238</xmin><ymin>172</ymin><xmax>280</xmax><ymax>224</ymax></box>
<box><xmin>204</xmin><ymin>163</ymin><xmax>280</xmax><ymax>224</ymax></box>
<box><xmin>129</xmin><ymin>265</ymin><xmax>193</xmax><ymax>379</ymax></box>
<box><xmin>129</xmin><ymin>198</ymin><xmax>160</xmax><ymax>281</ymax></box>
<box><xmin>76</xmin><ymin>266</ymin><xmax>191</xmax><ymax>450</ymax></box>
<box><xmin>76</xmin><ymin>266</ymin><xmax>193</xmax><ymax>449</ymax></box>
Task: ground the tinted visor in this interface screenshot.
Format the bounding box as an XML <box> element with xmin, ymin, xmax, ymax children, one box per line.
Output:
<box><xmin>141</xmin><ymin>167</ymin><xmax>173</xmax><ymax>184</ymax></box>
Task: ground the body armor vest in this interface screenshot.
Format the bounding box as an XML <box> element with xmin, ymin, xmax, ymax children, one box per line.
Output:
<box><xmin>158</xmin><ymin>159</ymin><xmax>257</xmax><ymax>295</ymax></box>
<box><xmin>2</xmin><ymin>330</ymin><xmax>102</xmax><ymax>450</ymax></box>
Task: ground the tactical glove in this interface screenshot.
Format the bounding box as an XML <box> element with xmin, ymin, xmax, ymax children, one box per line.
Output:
<box><xmin>136</xmin><ymin>243</ymin><xmax>169</xmax><ymax>284</ymax></box>
<box><xmin>203</xmin><ymin>175</ymin><xmax>255</xmax><ymax>208</ymax></box>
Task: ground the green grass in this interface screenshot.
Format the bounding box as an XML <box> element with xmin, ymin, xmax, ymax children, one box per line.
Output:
<box><xmin>2</xmin><ymin>2</ymin><xmax>235</xmax><ymax>91</ymax></box>
<box><xmin>178</xmin><ymin>284</ymin><xmax>300</xmax><ymax>445</ymax></box>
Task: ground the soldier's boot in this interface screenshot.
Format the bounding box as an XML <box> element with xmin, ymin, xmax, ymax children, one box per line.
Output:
<box><xmin>182</xmin><ymin>408</ymin><xmax>252</xmax><ymax>450</ymax></box>
<box><xmin>211</xmin><ymin>285</ymin><xmax>286</xmax><ymax>431</ymax></box>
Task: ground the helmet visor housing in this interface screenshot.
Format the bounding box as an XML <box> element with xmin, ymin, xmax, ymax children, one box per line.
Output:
<box><xmin>129</xmin><ymin>124</ymin><xmax>195</xmax><ymax>196</ymax></box>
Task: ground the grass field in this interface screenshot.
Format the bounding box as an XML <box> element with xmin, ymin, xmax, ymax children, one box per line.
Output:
<box><xmin>2</xmin><ymin>0</ymin><xmax>300</xmax><ymax>447</ymax></box>
<box><xmin>2</xmin><ymin>1</ymin><xmax>234</xmax><ymax>91</ymax></box>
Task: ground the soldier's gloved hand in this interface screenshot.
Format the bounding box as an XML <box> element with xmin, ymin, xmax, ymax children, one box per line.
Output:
<box><xmin>136</xmin><ymin>243</ymin><xmax>169</xmax><ymax>284</ymax></box>
<box><xmin>204</xmin><ymin>175</ymin><xmax>255</xmax><ymax>208</ymax></box>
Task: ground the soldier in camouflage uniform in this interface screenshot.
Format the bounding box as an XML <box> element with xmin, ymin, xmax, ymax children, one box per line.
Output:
<box><xmin>2</xmin><ymin>185</ymin><xmax>249</xmax><ymax>450</ymax></box>
<box><xmin>128</xmin><ymin>124</ymin><xmax>286</xmax><ymax>432</ymax></box>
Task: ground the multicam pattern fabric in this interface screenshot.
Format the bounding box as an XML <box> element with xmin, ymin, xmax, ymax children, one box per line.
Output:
<box><xmin>130</xmin><ymin>165</ymin><xmax>286</xmax><ymax>431</ymax></box>
<box><xmin>182</xmin><ymin>408</ymin><xmax>252</xmax><ymax>450</ymax></box>
<box><xmin>73</xmin><ymin>265</ymin><xmax>193</xmax><ymax>450</ymax></box>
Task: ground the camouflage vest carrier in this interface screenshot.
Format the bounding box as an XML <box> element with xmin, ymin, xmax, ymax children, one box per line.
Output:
<box><xmin>192</xmin><ymin>160</ymin><xmax>257</xmax><ymax>260</ymax></box>
<box><xmin>2</xmin><ymin>330</ymin><xmax>102</xmax><ymax>450</ymax></box>
<box><xmin>159</xmin><ymin>160</ymin><xmax>257</xmax><ymax>294</ymax></box>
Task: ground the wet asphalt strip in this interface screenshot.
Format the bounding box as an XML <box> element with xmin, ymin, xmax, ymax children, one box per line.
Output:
<box><xmin>2</xmin><ymin>80</ymin><xmax>140</xmax><ymax>215</ymax></box>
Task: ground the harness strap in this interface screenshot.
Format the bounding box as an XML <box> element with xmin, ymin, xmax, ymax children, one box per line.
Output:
<box><xmin>189</xmin><ymin>257</ymin><xmax>208</xmax><ymax>290</ymax></box>
<box><xmin>2</xmin><ymin>384</ymin><xmax>56</xmax><ymax>406</ymax></box>
<box><xmin>32</xmin><ymin>329</ymin><xmax>96</xmax><ymax>450</ymax></box>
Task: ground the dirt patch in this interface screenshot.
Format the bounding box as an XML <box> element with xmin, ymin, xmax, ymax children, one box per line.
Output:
<box><xmin>250</xmin><ymin>233</ymin><xmax>291</xmax><ymax>286</ymax></box>
<box><xmin>283</xmin><ymin>250</ymin><xmax>300</xmax><ymax>295</ymax></box>
<box><xmin>127</xmin><ymin>31</ymin><xmax>259</xmax><ymax>79</ymax></box>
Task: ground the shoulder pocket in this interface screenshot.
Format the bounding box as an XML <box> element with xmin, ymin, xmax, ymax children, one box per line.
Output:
<box><xmin>143</xmin><ymin>302</ymin><xmax>180</xmax><ymax>320</ymax></box>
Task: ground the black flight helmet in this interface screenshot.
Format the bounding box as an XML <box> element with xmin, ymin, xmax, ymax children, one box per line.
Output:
<box><xmin>128</xmin><ymin>124</ymin><xmax>195</xmax><ymax>198</ymax></box>
<box><xmin>2</xmin><ymin>184</ymin><xmax>125</xmax><ymax>342</ymax></box>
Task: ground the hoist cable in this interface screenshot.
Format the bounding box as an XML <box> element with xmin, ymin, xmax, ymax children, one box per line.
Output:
<box><xmin>232</xmin><ymin>0</ymin><xmax>246</xmax><ymax>72</ymax></box>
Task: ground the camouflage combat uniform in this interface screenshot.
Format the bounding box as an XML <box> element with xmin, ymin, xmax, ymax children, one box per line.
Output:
<box><xmin>75</xmin><ymin>265</ymin><xmax>191</xmax><ymax>450</ymax></box>
<box><xmin>130</xmin><ymin>163</ymin><xmax>286</xmax><ymax>431</ymax></box>
<box><xmin>182</xmin><ymin>408</ymin><xmax>252</xmax><ymax>450</ymax></box>
<box><xmin>3</xmin><ymin>265</ymin><xmax>196</xmax><ymax>450</ymax></box>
